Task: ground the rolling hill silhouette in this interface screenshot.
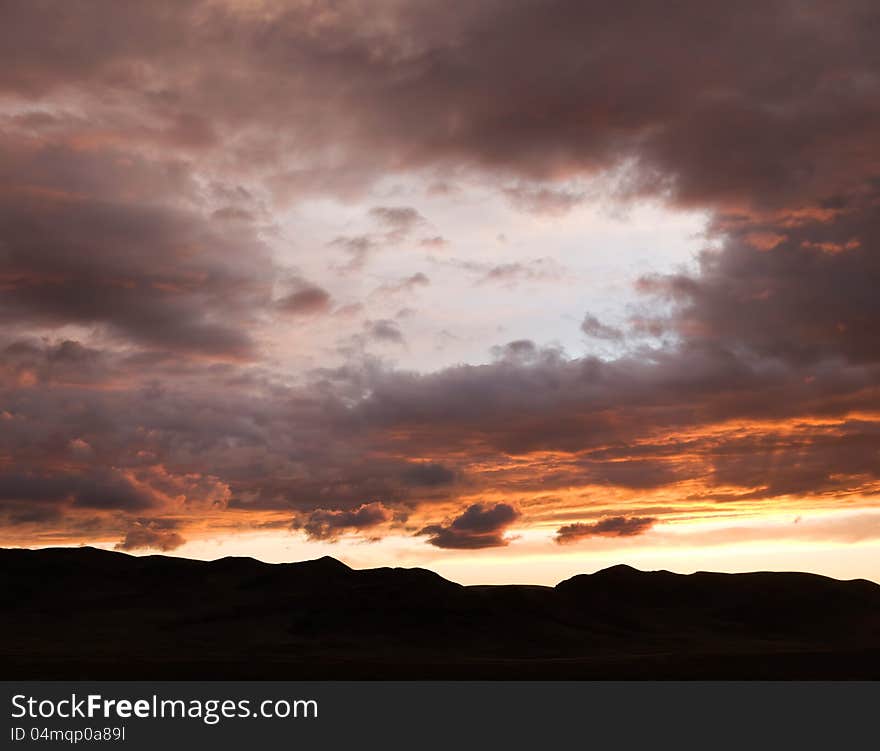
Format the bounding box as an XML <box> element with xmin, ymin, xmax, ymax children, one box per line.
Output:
<box><xmin>2</xmin><ymin>547</ymin><xmax>879</xmax><ymax>678</ymax></box>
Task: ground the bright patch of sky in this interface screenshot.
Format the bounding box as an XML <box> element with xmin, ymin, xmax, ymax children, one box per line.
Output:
<box><xmin>272</xmin><ymin>176</ymin><xmax>709</xmax><ymax>376</ymax></box>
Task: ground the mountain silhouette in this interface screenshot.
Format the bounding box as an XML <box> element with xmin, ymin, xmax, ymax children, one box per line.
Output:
<box><xmin>2</xmin><ymin>546</ymin><xmax>879</xmax><ymax>679</ymax></box>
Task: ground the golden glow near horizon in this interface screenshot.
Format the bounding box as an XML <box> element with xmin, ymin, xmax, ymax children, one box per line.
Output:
<box><xmin>12</xmin><ymin>502</ymin><xmax>880</xmax><ymax>586</ymax></box>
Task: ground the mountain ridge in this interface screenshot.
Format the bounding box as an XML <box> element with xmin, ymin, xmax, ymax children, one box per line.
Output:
<box><xmin>6</xmin><ymin>544</ymin><xmax>877</xmax><ymax>588</ymax></box>
<box><xmin>2</xmin><ymin>546</ymin><xmax>879</xmax><ymax>679</ymax></box>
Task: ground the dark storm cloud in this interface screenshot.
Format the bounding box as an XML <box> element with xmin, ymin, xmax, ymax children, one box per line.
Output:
<box><xmin>0</xmin><ymin>338</ymin><xmax>111</xmax><ymax>386</ymax></box>
<box><xmin>0</xmin><ymin>469</ymin><xmax>154</xmax><ymax>512</ymax></box>
<box><xmin>5</xmin><ymin>0</ymin><xmax>876</xmax><ymax>211</ymax></box>
<box><xmin>555</xmin><ymin>516</ymin><xmax>657</xmax><ymax>544</ymax></box>
<box><xmin>349</xmin><ymin>335</ymin><xmax>880</xmax><ymax>452</ymax></box>
<box><xmin>0</xmin><ymin>330</ymin><xmax>877</xmax><ymax>546</ymax></box>
<box><xmin>297</xmin><ymin>502</ymin><xmax>392</xmax><ymax>541</ymax></box>
<box><xmin>402</xmin><ymin>462</ymin><xmax>456</xmax><ymax>487</ymax></box>
<box><xmin>0</xmin><ymin>139</ymin><xmax>272</xmax><ymax>359</ymax></box>
<box><xmin>0</xmin><ymin>0</ymin><xmax>876</xmax><ymax>216</ymax></box>
<box><xmin>585</xmin><ymin>459</ymin><xmax>684</xmax><ymax>490</ymax></box>
<box><xmin>419</xmin><ymin>502</ymin><xmax>520</xmax><ymax>549</ymax></box>
<box><xmin>704</xmin><ymin>420</ymin><xmax>880</xmax><ymax>500</ymax></box>
<box><xmin>639</xmin><ymin>199</ymin><xmax>880</xmax><ymax>367</ymax></box>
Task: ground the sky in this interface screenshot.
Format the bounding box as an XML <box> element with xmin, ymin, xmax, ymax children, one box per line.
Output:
<box><xmin>2</xmin><ymin>0</ymin><xmax>880</xmax><ymax>584</ymax></box>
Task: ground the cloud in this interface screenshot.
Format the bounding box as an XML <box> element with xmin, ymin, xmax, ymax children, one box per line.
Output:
<box><xmin>373</xmin><ymin>273</ymin><xmax>430</xmax><ymax>297</ymax></box>
<box><xmin>368</xmin><ymin>206</ymin><xmax>427</xmax><ymax>239</ymax></box>
<box><xmin>490</xmin><ymin>339</ymin><xmax>537</xmax><ymax>364</ymax></box>
<box><xmin>419</xmin><ymin>502</ymin><xmax>520</xmax><ymax>549</ymax></box>
<box><xmin>115</xmin><ymin>520</ymin><xmax>186</xmax><ymax>552</ymax></box>
<box><xmin>502</xmin><ymin>184</ymin><xmax>586</xmax><ymax>215</ymax></box>
<box><xmin>329</xmin><ymin>235</ymin><xmax>377</xmax><ymax>272</ymax></box>
<box><xmin>581</xmin><ymin>314</ymin><xmax>624</xmax><ymax>342</ymax></box>
<box><xmin>477</xmin><ymin>259</ymin><xmax>564</xmax><ymax>286</ymax></box>
<box><xmin>0</xmin><ymin>338</ymin><xmax>111</xmax><ymax>388</ymax></box>
<box><xmin>330</xmin><ymin>209</ymin><xmax>430</xmax><ymax>272</ymax></box>
<box><xmin>489</xmin><ymin>340</ymin><xmax>571</xmax><ymax>369</ymax></box>
<box><xmin>0</xmin><ymin>140</ymin><xmax>271</xmax><ymax>359</ymax></box>
<box><xmin>365</xmin><ymin>319</ymin><xmax>405</xmax><ymax>345</ymax></box>
<box><xmin>432</xmin><ymin>257</ymin><xmax>566</xmax><ymax>287</ymax></box>
<box><xmin>277</xmin><ymin>283</ymin><xmax>333</xmax><ymax>316</ymax></box>
<box><xmin>3</xmin><ymin>1</ymin><xmax>876</xmax><ymax>214</ymax></box>
<box><xmin>297</xmin><ymin>501</ymin><xmax>392</xmax><ymax>541</ymax></box>
<box><xmin>637</xmin><ymin>203</ymin><xmax>880</xmax><ymax>367</ymax></box>
<box><xmin>402</xmin><ymin>462</ymin><xmax>456</xmax><ymax>487</ymax></box>
<box><xmin>0</xmin><ymin>469</ymin><xmax>155</xmax><ymax>512</ymax></box>
<box><xmin>555</xmin><ymin>516</ymin><xmax>657</xmax><ymax>544</ymax></box>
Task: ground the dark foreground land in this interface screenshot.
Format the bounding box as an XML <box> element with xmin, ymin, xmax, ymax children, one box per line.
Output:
<box><xmin>2</xmin><ymin>546</ymin><xmax>879</xmax><ymax>679</ymax></box>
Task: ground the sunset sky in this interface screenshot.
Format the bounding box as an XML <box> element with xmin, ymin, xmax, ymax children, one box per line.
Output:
<box><xmin>3</xmin><ymin>0</ymin><xmax>880</xmax><ymax>584</ymax></box>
